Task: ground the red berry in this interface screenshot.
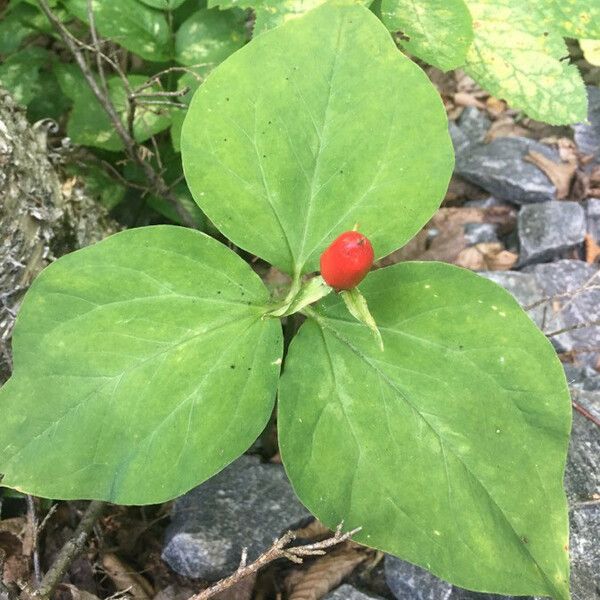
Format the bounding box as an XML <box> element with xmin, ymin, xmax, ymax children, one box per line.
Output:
<box><xmin>320</xmin><ymin>231</ymin><xmax>374</xmax><ymax>291</ymax></box>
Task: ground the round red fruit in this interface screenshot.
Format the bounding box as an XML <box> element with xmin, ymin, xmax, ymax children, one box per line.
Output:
<box><xmin>320</xmin><ymin>231</ymin><xmax>374</xmax><ymax>290</ymax></box>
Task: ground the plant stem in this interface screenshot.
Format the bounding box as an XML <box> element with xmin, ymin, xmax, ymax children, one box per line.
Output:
<box><xmin>31</xmin><ymin>501</ymin><xmax>106</xmax><ymax>600</ymax></box>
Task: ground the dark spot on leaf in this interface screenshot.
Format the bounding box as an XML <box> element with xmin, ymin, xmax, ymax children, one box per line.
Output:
<box><xmin>263</xmin><ymin>155</ymin><xmax>267</xmax><ymax>158</ymax></box>
<box><xmin>230</xmin><ymin>365</ymin><xmax>235</xmax><ymax>369</ymax></box>
<box><xmin>247</xmin><ymin>367</ymin><xmax>252</xmax><ymax>371</ymax></box>
<box><xmin>521</xmin><ymin>536</ymin><xmax>529</xmax><ymax>544</ymax></box>
<box><xmin>226</xmin><ymin>97</ymin><xmax>230</xmax><ymax>101</ymax></box>
<box><xmin>459</xmin><ymin>345</ymin><xmax>464</xmax><ymax>350</ymax></box>
<box><xmin>217</xmin><ymin>291</ymin><xmax>221</xmax><ymax>294</ymax></box>
<box><xmin>543</xmin><ymin>31</ymin><xmax>549</xmax><ymax>36</ymax></box>
<box><xmin>224</xmin><ymin>138</ymin><xmax>227</xmax><ymax>142</ymax></box>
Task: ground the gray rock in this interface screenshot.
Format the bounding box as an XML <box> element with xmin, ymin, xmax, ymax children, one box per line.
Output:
<box><xmin>565</xmin><ymin>399</ymin><xmax>600</xmax><ymax>502</ymax></box>
<box><xmin>464</xmin><ymin>222</ymin><xmax>499</xmax><ymax>245</ymax></box>
<box><xmin>457</xmin><ymin>107</ymin><xmax>491</xmax><ymax>146</ymax></box>
<box><xmin>463</xmin><ymin>197</ymin><xmax>507</xmax><ymax>209</ymax></box>
<box><xmin>525</xmin><ymin>260</ymin><xmax>600</xmax><ymax>366</ymax></box>
<box><xmin>449</xmin><ymin>122</ymin><xmax>471</xmax><ymax>156</ymax></box>
<box><xmin>449</xmin><ymin>590</ymin><xmax>525</xmax><ymax>599</ymax></box>
<box><xmin>324</xmin><ymin>584</ymin><xmax>382</xmax><ymax>599</ymax></box>
<box><xmin>563</xmin><ymin>364</ymin><xmax>600</xmax><ymax>391</ymax></box>
<box><xmin>573</xmin><ymin>86</ymin><xmax>600</xmax><ymax>160</ymax></box>
<box><xmin>161</xmin><ymin>455</ymin><xmax>310</xmax><ymax>580</ymax></box>
<box><xmin>479</xmin><ymin>271</ymin><xmax>545</xmax><ymax>326</ymax></box>
<box><xmin>585</xmin><ymin>198</ymin><xmax>600</xmax><ymax>241</ymax></box>
<box><xmin>518</xmin><ymin>201</ymin><xmax>586</xmax><ymax>265</ymax></box>
<box><xmin>455</xmin><ymin>137</ymin><xmax>558</xmax><ymax>204</ymax></box>
<box><xmin>384</xmin><ymin>556</ymin><xmax>453</xmax><ymax>600</ymax></box>
<box><xmin>568</xmin><ymin>503</ymin><xmax>600</xmax><ymax>600</ymax></box>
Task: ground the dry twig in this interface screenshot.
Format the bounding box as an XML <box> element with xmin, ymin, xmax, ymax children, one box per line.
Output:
<box><xmin>28</xmin><ymin>501</ymin><xmax>106</xmax><ymax>600</ymax></box>
<box><xmin>189</xmin><ymin>523</ymin><xmax>362</xmax><ymax>600</ymax></box>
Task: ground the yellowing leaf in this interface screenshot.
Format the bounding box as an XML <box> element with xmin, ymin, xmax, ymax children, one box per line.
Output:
<box><xmin>463</xmin><ymin>0</ymin><xmax>587</xmax><ymax>124</ymax></box>
<box><xmin>581</xmin><ymin>39</ymin><xmax>600</xmax><ymax>66</ymax></box>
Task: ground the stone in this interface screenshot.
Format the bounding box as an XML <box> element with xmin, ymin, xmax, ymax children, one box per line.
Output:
<box><xmin>563</xmin><ymin>364</ymin><xmax>600</xmax><ymax>391</ymax></box>
<box><xmin>455</xmin><ymin>137</ymin><xmax>559</xmax><ymax>204</ymax></box>
<box><xmin>525</xmin><ymin>260</ymin><xmax>600</xmax><ymax>367</ymax></box>
<box><xmin>463</xmin><ymin>222</ymin><xmax>499</xmax><ymax>245</ymax></box>
<box><xmin>324</xmin><ymin>584</ymin><xmax>382</xmax><ymax>599</ymax></box>
<box><xmin>384</xmin><ymin>556</ymin><xmax>453</xmax><ymax>600</ymax></box>
<box><xmin>449</xmin><ymin>121</ymin><xmax>470</xmax><ymax>156</ymax></box>
<box><xmin>585</xmin><ymin>198</ymin><xmax>600</xmax><ymax>241</ymax></box>
<box><xmin>564</xmin><ymin>399</ymin><xmax>600</xmax><ymax>502</ymax></box>
<box><xmin>568</xmin><ymin>503</ymin><xmax>600</xmax><ymax>600</ymax></box>
<box><xmin>573</xmin><ymin>86</ymin><xmax>600</xmax><ymax>161</ymax></box>
<box><xmin>457</xmin><ymin>107</ymin><xmax>491</xmax><ymax>146</ymax></box>
<box><xmin>161</xmin><ymin>455</ymin><xmax>310</xmax><ymax>580</ymax></box>
<box><xmin>517</xmin><ymin>201</ymin><xmax>586</xmax><ymax>265</ymax></box>
<box><xmin>478</xmin><ymin>271</ymin><xmax>546</xmax><ymax>327</ymax></box>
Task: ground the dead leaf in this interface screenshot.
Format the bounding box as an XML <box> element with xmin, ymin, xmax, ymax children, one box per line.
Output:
<box><xmin>584</xmin><ymin>234</ymin><xmax>600</xmax><ymax>264</ymax></box>
<box><xmin>290</xmin><ymin>520</ymin><xmax>331</xmax><ymax>541</ymax></box>
<box><xmin>152</xmin><ymin>584</ymin><xmax>194</xmax><ymax>600</ymax></box>
<box><xmin>485</xmin><ymin>96</ymin><xmax>507</xmax><ymax>118</ymax></box>
<box><xmin>63</xmin><ymin>584</ymin><xmax>102</xmax><ymax>600</ymax></box>
<box><xmin>378</xmin><ymin>206</ymin><xmax>516</xmax><ymax>267</ymax></box>
<box><xmin>285</xmin><ymin>543</ymin><xmax>370</xmax><ymax>600</ymax></box>
<box><xmin>455</xmin><ymin>243</ymin><xmax>518</xmax><ymax>271</ymax></box>
<box><xmin>0</xmin><ymin>518</ymin><xmax>30</xmax><ymax>586</ymax></box>
<box><xmin>101</xmin><ymin>553</ymin><xmax>153</xmax><ymax>600</ymax></box>
<box><xmin>210</xmin><ymin>575</ymin><xmax>255</xmax><ymax>600</ymax></box>
<box><xmin>524</xmin><ymin>151</ymin><xmax>577</xmax><ymax>199</ymax></box>
<box><xmin>453</xmin><ymin>92</ymin><xmax>486</xmax><ymax>109</ymax></box>
<box><xmin>485</xmin><ymin>116</ymin><xmax>530</xmax><ymax>142</ymax></box>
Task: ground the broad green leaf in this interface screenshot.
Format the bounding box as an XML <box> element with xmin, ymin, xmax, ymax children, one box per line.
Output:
<box><xmin>207</xmin><ymin>0</ymin><xmax>254</xmax><ymax>8</ymax></box>
<box><xmin>0</xmin><ymin>226</ymin><xmax>282</xmax><ymax>504</ymax></box>
<box><xmin>175</xmin><ymin>8</ymin><xmax>247</xmax><ymax>68</ymax></box>
<box><xmin>463</xmin><ymin>0</ymin><xmax>587</xmax><ymax>124</ymax></box>
<box><xmin>279</xmin><ymin>261</ymin><xmax>571</xmax><ymax>599</ymax></box>
<box><xmin>0</xmin><ymin>4</ymin><xmax>37</xmax><ymax>53</ymax></box>
<box><xmin>64</xmin><ymin>163</ymin><xmax>127</xmax><ymax>210</ymax></box>
<box><xmin>62</xmin><ymin>0</ymin><xmax>172</xmax><ymax>61</ymax></box>
<box><xmin>182</xmin><ymin>1</ymin><xmax>453</xmax><ymax>275</ymax></box>
<box><xmin>253</xmin><ymin>0</ymin><xmax>371</xmax><ymax>35</ymax></box>
<box><xmin>380</xmin><ymin>0</ymin><xmax>473</xmax><ymax>71</ymax></box>
<box><xmin>543</xmin><ymin>0</ymin><xmax>600</xmax><ymax>39</ymax></box>
<box><xmin>147</xmin><ymin>182</ymin><xmax>206</xmax><ymax>227</ymax></box>
<box><xmin>67</xmin><ymin>75</ymin><xmax>172</xmax><ymax>151</ymax></box>
<box><xmin>0</xmin><ymin>47</ymin><xmax>49</xmax><ymax>106</ymax></box>
<box><xmin>139</xmin><ymin>0</ymin><xmax>188</xmax><ymax>8</ymax></box>
<box><xmin>581</xmin><ymin>39</ymin><xmax>600</xmax><ymax>66</ymax></box>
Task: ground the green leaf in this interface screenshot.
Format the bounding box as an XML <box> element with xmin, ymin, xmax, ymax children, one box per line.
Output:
<box><xmin>207</xmin><ymin>0</ymin><xmax>253</xmax><ymax>8</ymax></box>
<box><xmin>147</xmin><ymin>182</ymin><xmax>206</xmax><ymax>227</ymax></box>
<box><xmin>0</xmin><ymin>226</ymin><xmax>282</xmax><ymax>504</ymax></box>
<box><xmin>139</xmin><ymin>0</ymin><xmax>188</xmax><ymax>9</ymax></box>
<box><xmin>62</xmin><ymin>0</ymin><xmax>172</xmax><ymax>61</ymax></box>
<box><xmin>64</xmin><ymin>163</ymin><xmax>127</xmax><ymax>210</ymax></box>
<box><xmin>462</xmin><ymin>0</ymin><xmax>587</xmax><ymax>124</ymax></box>
<box><xmin>175</xmin><ymin>8</ymin><xmax>247</xmax><ymax>69</ymax></box>
<box><xmin>67</xmin><ymin>74</ymin><xmax>172</xmax><ymax>151</ymax></box>
<box><xmin>0</xmin><ymin>47</ymin><xmax>49</xmax><ymax>106</ymax></box>
<box><xmin>543</xmin><ymin>0</ymin><xmax>600</xmax><ymax>39</ymax></box>
<box><xmin>0</xmin><ymin>4</ymin><xmax>37</xmax><ymax>53</ymax></box>
<box><xmin>182</xmin><ymin>1</ymin><xmax>453</xmax><ymax>275</ymax></box>
<box><xmin>252</xmin><ymin>0</ymin><xmax>371</xmax><ymax>35</ymax></box>
<box><xmin>279</xmin><ymin>261</ymin><xmax>571</xmax><ymax>600</ymax></box>
<box><xmin>380</xmin><ymin>0</ymin><xmax>473</xmax><ymax>71</ymax></box>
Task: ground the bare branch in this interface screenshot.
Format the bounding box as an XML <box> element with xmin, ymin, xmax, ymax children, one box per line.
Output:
<box><xmin>29</xmin><ymin>501</ymin><xmax>106</xmax><ymax>600</ymax></box>
<box><xmin>189</xmin><ymin>523</ymin><xmax>361</xmax><ymax>600</ymax></box>
<box><xmin>36</xmin><ymin>0</ymin><xmax>198</xmax><ymax>229</ymax></box>
<box><xmin>545</xmin><ymin>319</ymin><xmax>600</xmax><ymax>338</ymax></box>
<box><xmin>26</xmin><ymin>496</ymin><xmax>41</xmax><ymax>586</ymax></box>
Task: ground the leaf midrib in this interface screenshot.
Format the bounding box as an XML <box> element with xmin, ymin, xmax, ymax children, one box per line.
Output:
<box><xmin>308</xmin><ymin>312</ymin><xmax>564</xmax><ymax>598</ymax></box>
